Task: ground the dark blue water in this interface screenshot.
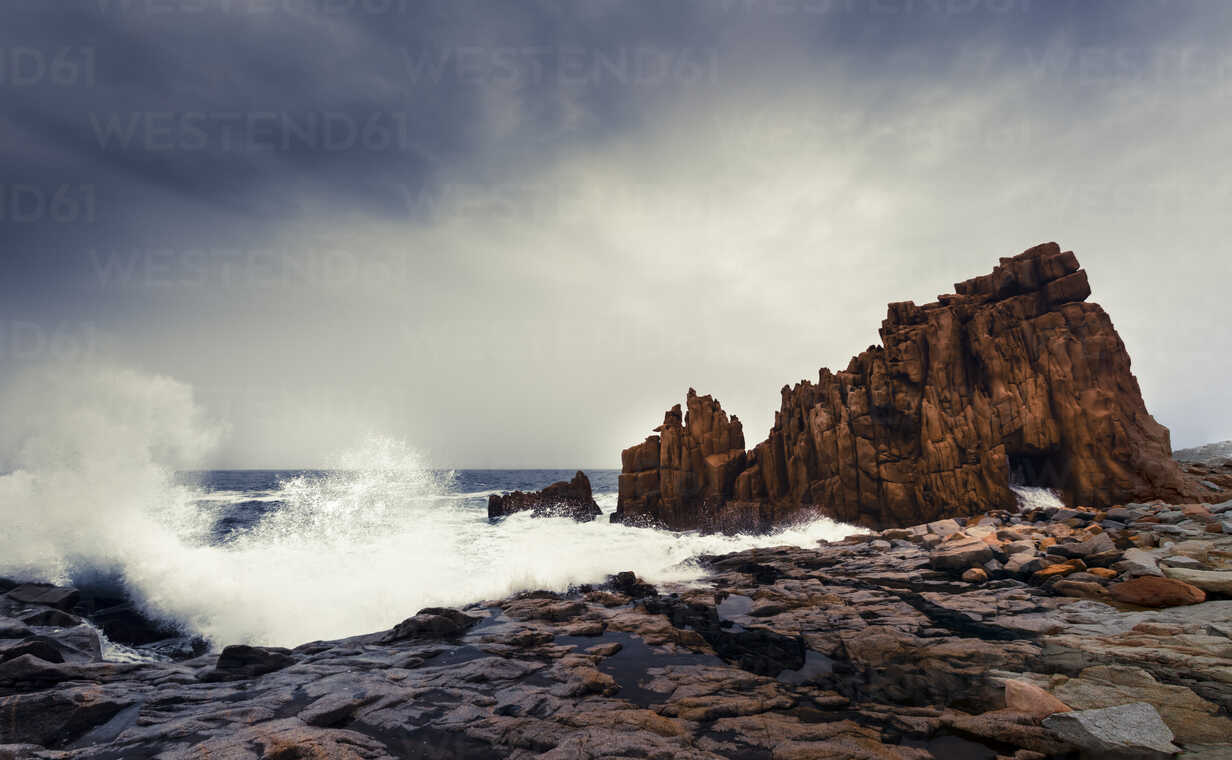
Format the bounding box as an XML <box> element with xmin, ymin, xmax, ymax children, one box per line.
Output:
<box><xmin>175</xmin><ymin>469</ymin><xmax>621</xmax><ymax>544</ymax></box>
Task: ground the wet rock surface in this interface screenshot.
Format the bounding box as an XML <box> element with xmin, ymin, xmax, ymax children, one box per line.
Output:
<box><xmin>2</xmin><ymin>498</ymin><xmax>1231</xmax><ymax>758</ymax></box>
<box><xmin>488</xmin><ymin>470</ymin><xmax>602</xmax><ymax>522</ymax></box>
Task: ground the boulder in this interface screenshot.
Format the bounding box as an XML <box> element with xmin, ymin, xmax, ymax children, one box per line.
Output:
<box><xmin>1051</xmin><ymin>580</ymin><xmax>1110</xmax><ymax>599</ymax></box>
<box><xmin>1160</xmin><ymin>567</ymin><xmax>1232</xmax><ymax>594</ymax></box>
<box><xmin>1116</xmin><ymin>548</ymin><xmax>1164</xmax><ymax>577</ymax></box>
<box><xmin>1005</xmin><ymin>552</ymin><xmax>1046</xmax><ymax>577</ymax></box>
<box><xmin>1049</xmin><ymin>532</ymin><xmax>1116</xmax><ymax>559</ymax></box>
<box><xmin>0</xmin><ymin>684</ymin><xmax>136</xmax><ymax>747</ymax></box>
<box><xmin>488</xmin><ymin>471</ymin><xmax>601</xmax><ymax>522</ymax></box>
<box><xmin>0</xmin><ymin>617</ymin><xmax>32</xmax><ymax>639</ymax></box>
<box><xmin>6</xmin><ymin>584</ymin><xmax>80</xmax><ymax>612</ymax></box>
<box><xmin>929</xmin><ymin>536</ymin><xmax>994</xmax><ymax>571</ymax></box>
<box><xmin>614</xmin><ymin>244</ymin><xmax>1195</xmax><ymax>531</ymax></box>
<box><xmin>1052</xmin><ymin>665</ymin><xmax>1232</xmax><ymax>745</ymax></box>
<box><xmin>19</xmin><ymin>609</ymin><xmax>81</xmax><ymax>628</ymax></box>
<box><xmin>1043</xmin><ymin>703</ymin><xmax>1180</xmax><ymax>759</ymax></box>
<box><xmin>1032</xmin><ymin>561</ymin><xmax>1083</xmax><ymax>581</ymax></box>
<box><xmin>605</xmin><ymin>571</ymin><xmax>657</xmax><ymax>599</ymax></box>
<box><xmin>88</xmin><ymin>602</ymin><xmax>181</xmax><ymax>646</ymax></box>
<box><xmin>1004</xmin><ymin>679</ymin><xmax>1071</xmax><ymax>720</ymax></box>
<box><xmin>0</xmin><ymin>638</ymin><xmax>66</xmax><ymax>664</ymax></box>
<box><xmin>1108</xmin><ymin>576</ymin><xmax>1206</xmax><ymax>608</ymax></box>
<box><xmin>203</xmin><ymin>645</ymin><xmax>295</xmax><ymax>681</ymax></box>
<box><xmin>961</xmin><ymin>567</ymin><xmax>988</xmax><ymax>583</ymax></box>
<box><xmin>0</xmin><ymin>653</ymin><xmax>82</xmax><ymax>687</ymax></box>
<box><xmin>382</xmin><ymin>607</ymin><xmax>483</xmax><ymax>641</ymax></box>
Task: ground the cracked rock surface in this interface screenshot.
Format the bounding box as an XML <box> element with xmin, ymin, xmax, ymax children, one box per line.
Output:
<box><xmin>2</xmin><ymin>498</ymin><xmax>1231</xmax><ymax>758</ymax></box>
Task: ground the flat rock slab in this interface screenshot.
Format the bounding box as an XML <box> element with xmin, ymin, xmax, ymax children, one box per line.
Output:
<box><xmin>1043</xmin><ymin>702</ymin><xmax>1180</xmax><ymax>759</ymax></box>
<box><xmin>1161</xmin><ymin>567</ymin><xmax>1232</xmax><ymax>594</ymax></box>
<box><xmin>6</xmin><ymin>585</ymin><xmax>80</xmax><ymax>612</ymax></box>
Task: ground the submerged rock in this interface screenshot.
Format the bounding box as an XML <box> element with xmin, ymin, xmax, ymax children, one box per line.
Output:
<box><xmin>488</xmin><ymin>470</ymin><xmax>602</xmax><ymax>522</ymax></box>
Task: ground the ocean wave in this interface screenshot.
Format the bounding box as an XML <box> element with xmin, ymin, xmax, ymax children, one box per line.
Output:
<box><xmin>0</xmin><ymin>364</ymin><xmax>859</xmax><ymax>649</ymax></box>
<box><xmin>191</xmin><ymin>492</ymin><xmax>284</xmax><ymax>503</ymax></box>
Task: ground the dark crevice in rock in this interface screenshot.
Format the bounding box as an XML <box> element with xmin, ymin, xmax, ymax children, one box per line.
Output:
<box><xmin>868</xmin><ymin>585</ymin><xmax>1030</xmax><ymax>641</ymax></box>
<box><xmin>641</xmin><ymin>595</ymin><xmax>806</xmax><ymax>676</ymax></box>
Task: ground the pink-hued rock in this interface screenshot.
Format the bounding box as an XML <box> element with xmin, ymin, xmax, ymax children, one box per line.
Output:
<box><xmin>1108</xmin><ymin>576</ymin><xmax>1207</xmax><ymax>608</ymax></box>
<box><xmin>1005</xmin><ymin>680</ymin><xmax>1071</xmax><ymax>719</ymax></box>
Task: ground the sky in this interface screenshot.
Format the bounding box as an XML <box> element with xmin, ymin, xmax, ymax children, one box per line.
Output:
<box><xmin>1</xmin><ymin>0</ymin><xmax>1229</xmax><ymax>469</ymax></box>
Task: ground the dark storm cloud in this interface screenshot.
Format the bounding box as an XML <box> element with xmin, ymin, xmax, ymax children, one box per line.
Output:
<box><xmin>1</xmin><ymin>0</ymin><xmax>1229</xmax><ymax>466</ymax></box>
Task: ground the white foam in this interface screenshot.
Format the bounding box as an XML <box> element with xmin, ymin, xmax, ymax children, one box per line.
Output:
<box><xmin>594</xmin><ymin>491</ymin><xmax>618</xmax><ymax>512</ymax></box>
<box><xmin>1010</xmin><ymin>484</ymin><xmax>1066</xmax><ymax>511</ymax></box>
<box><xmin>0</xmin><ymin>364</ymin><xmax>859</xmax><ymax>649</ymax></box>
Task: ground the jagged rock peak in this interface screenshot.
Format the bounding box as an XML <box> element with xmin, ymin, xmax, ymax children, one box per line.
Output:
<box><xmin>614</xmin><ymin>242</ymin><xmax>1196</xmax><ymax>531</ymax></box>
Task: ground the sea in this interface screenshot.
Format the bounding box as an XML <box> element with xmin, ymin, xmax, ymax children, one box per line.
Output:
<box><xmin>0</xmin><ymin>366</ymin><xmax>1078</xmax><ymax>657</ymax></box>
<box><xmin>1</xmin><ymin>426</ymin><xmax>1063</xmax><ymax>654</ymax></box>
<box><xmin>1</xmin><ymin>457</ymin><xmax>863</xmax><ymax>650</ymax></box>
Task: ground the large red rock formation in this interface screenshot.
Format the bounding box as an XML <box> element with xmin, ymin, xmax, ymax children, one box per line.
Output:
<box><xmin>614</xmin><ymin>243</ymin><xmax>1196</xmax><ymax>531</ymax></box>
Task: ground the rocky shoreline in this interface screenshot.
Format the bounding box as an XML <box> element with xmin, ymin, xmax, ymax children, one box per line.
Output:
<box><xmin>3</xmin><ymin>496</ymin><xmax>1231</xmax><ymax>759</ymax></box>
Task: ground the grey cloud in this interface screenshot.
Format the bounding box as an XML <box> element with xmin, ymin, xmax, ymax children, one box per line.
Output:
<box><xmin>1</xmin><ymin>0</ymin><xmax>1229</xmax><ymax>466</ymax></box>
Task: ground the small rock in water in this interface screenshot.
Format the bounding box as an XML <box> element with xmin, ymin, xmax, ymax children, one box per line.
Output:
<box><xmin>605</xmin><ymin>570</ymin><xmax>657</xmax><ymax>598</ymax></box>
<box><xmin>1043</xmin><ymin>702</ymin><xmax>1180</xmax><ymax>759</ymax></box>
<box><xmin>488</xmin><ymin>471</ymin><xmax>601</xmax><ymax>522</ymax></box>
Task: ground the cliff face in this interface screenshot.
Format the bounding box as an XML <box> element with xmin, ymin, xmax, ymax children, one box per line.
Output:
<box><xmin>615</xmin><ymin>243</ymin><xmax>1195</xmax><ymax>530</ymax></box>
